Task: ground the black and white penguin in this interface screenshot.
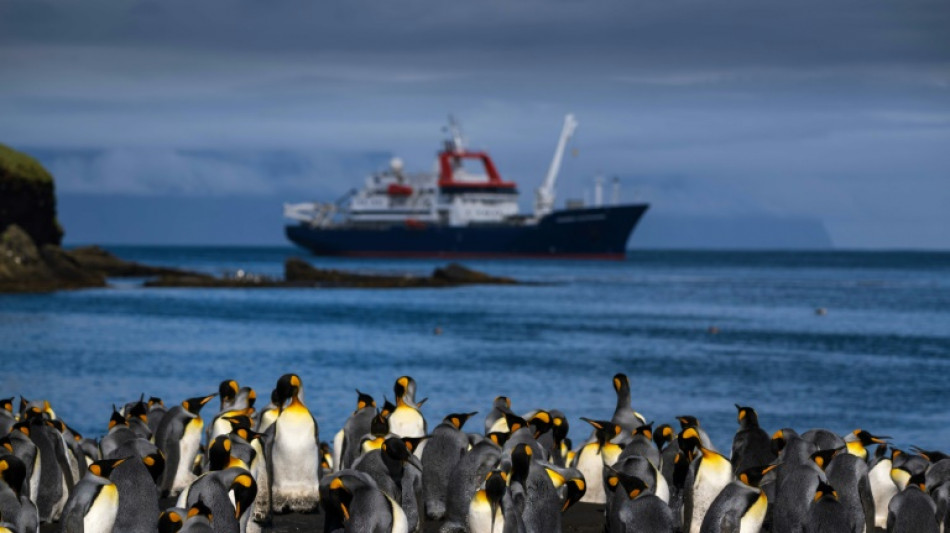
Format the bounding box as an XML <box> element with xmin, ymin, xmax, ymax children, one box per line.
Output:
<box><xmin>887</xmin><ymin>472</ymin><xmax>939</xmax><ymax>532</ymax></box>
<box><xmin>320</xmin><ymin>470</ymin><xmax>409</xmax><ymax>533</ymax></box>
<box><xmin>467</xmin><ymin>469</ymin><xmax>524</xmax><ymax>533</ymax></box>
<box><xmin>108</xmin><ymin>438</ymin><xmax>164</xmax><ymax>533</ymax></box>
<box><xmin>60</xmin><ymin>458</ymin><xmax>127</xmax><ymax>533</ymax></box>
<box><xmin>389</xmin><ymin>377</ymin><xmax>426</xmax><ymax>443</ymax></box>
<box><xmin>23</xmin><ymin>417</ymin><xmax>74</xmax><ymax>523</ymax></box>
<box><xmin>440</xmin><ymin>434</ymin><xmax>505</xmax><ymax>533</ymax></box>
<box><xmin>266</xmin><ymin>373</ymin><xmax>320</xmax><ymax>514</ymax></box>
<box><xmin>572</xmin><ymin>418</ymin><xmax>624</xmax><ymax>504</ymax></box>
<box><xmin>771</xmin><ymin>448</ymin><xmax>836</xmax><ymax>533</ymax></box>
<box><xmin>804</xmin><ymin>479</ymin><xmax>856</xmax><ymax>533</ymax></box>
<box><xmin>681</xmin><ymin>427</ymin><xmax>734</xmax><ymax>533</ymax></box>
<box><xmin>607</xmin><ymin>473</ymin><xmax>674</xmax><ymax>533</ymax></box>
<box><xmin>610</xmin><ymin>373</ymin><xmax>646</xmax><ymax>431</ymax></box>
<box><xmin>155</xmin><ymin>394</ymin><xmax>216</xmax><ymax>497</ymax></box>
<box><xmin>825</xmin><ymin>442</ymin><xmax>874</xmax><ymax>533</ymax></box>
<box><xmin>0</xmin><ymin>454</ymin><xmax>39</xmax><ymax>533</ymax></box>
<box><xmin>730</xmin><ymin>405</ymin><xmax>776</xmax><ymax>476</ymax></box>
<box><xmin>698</xmin><ymin>464</ymin><xmax>773</xmax><ymax>533</ymax></box>
<box><xmin>422</xmin><ymin>412</ymin><xmax>477</xmax><ymax>520</ymax></box>
<box><xmin>353</xmin><ymin>436</ymin><xmax>425</xmax><ymax>533</ymax></box>
<box><xmin>484</xmin><ymin>397</ymin><xmax>512</xmax><ymax>435</ymax></box>
<box><xmin>337</xmin><ymin>390</ymin><xmax>377</xmax><ymax>471</ymax></box>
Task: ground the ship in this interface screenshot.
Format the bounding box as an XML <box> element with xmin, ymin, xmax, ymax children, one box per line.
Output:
<box><xmin>284</xmin><ymin>115</ymin><xmax>649</xmax><ymax>260</ymax></box>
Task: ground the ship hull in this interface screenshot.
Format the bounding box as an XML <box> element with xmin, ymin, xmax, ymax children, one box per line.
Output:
<box><xmin>285</xmin><ymin>204</ymin><xmax>649</xmax><ymax>260</ymax></box>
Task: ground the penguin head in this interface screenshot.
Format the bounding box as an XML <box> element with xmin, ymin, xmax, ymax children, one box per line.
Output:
<box><xmin>0</xmin><ymin>436</ymin><xmax>14</xmax><ymax>455</ymax></box>
<box><xmin>108</xmin><ymin>406</ymin><xmax>128</xmax><ymax>431</ymax></box>
<box><xmin>613</xmin><ymin>373</ymin><xmax>630</xmax><ymax>396</ymax></box>
<box><xmin>0</xmin><ymin>398</ymin><xmax>13</xmax><ymax>413</ymax></box>
<box><xmin>678</xmin><ymin>427</ymin><xmax>703</xmax><ymax>456</ymax></box>
<box><xmin>632</xmin><ymin>422</ymin><xmax>654</xmax><ymax>441</ymax></box>
<box><xmin>222</xmin><ymin>414</ymin><xmax>253</xmax><ymax>433</ymax></box>
<box><xmin>484</xmin><ymin>469</ymin><xmax>508</xmax><ymax>506</ymax></box>
<box><xmin>503</xmin><ymin>412</ymin><xmax>530</xmax><ymax>435</ymax></box>
<box><xmin>911</xmin><ymin>446</ymin><xmax>950</xmax><ymax>463</ymax></box>
<box><xmin>653</xmin><ymin>424</ymin><xmax>675</xmax><ymax>451</ymax></box>
<box><xmin>208</xmin><ymin>436</ymin><xmax>232</xmax><ymax>471</ymax></box>
<box><xmin>771</xmin><ymin>428</ymin><xmax>800</xmax><ymax>454</ymax></box>
<box><xmin>443</xmin><ymin>412</ymin><xmax>478</xmax><ymax>430</ymax></box>
<box><xmin>379</xmin><ymin>397</ymin><xmax>396</xmax><ymax>418</ymax></box>
<box><xmin>246</xmin><ymin>388</ymin><xmax>257</xmax><ymax>408</ymax></box>
<box><xmin>0</xmin><ymin>455</ymin><xmax>27</xmax><ymax>499</ymax></box>
<box><xmin>354</xmin><ymin>389</ymin><xmax>376</xmax><ymax>412</ymax></box>
<box><xmin>127</xmin><ymin>400</ymin><xmax>149</xmax><ymax>424</ymax></box>
<box><xmin>182</xmin><ymin>394</ymin><xmax>216</xmax><ymax>416</ymax></box>
<box><xmin>548</xmin><ymin>415</ymin><xmax>568</xmax><ymax>443</ymax></box>
<box><xmin>810</xmin><ymin>448</ymin><xmax>840</xmax><ymax>471</ymax></box>
<box><xmin>907</xmin><ymin>472</ymin><xmax>927</xmax><ymax>492</ymax></box>
<box><xmin>187</xmin><ymin>499</ymin><xmax>213</xmax><ymax>523</ymax></box>
<box><xmin>563</xmin><ymin>475</ymin><xmax>586</xmax><ymax>511</ymax></box>
<box><xmin>325</xmin><ymin>476</ymin><xmax>354</xmax><ymax>522</ymax></box>
<box><xmin>493</xmin><ymin>396</ymin><xmax>511</xmax><ymax>410</ymax></box>
<box><xmin>274</xmin><ymin>374</ymin><xmax>302</xmax><ymax>406</ymax></box>
<box><xmin>582</xmin><ymin>418</ymin><xmax>622</xmax><ymax>449</ymax></box>
<box><xmin>814</xmin><ymin>480</ymin><xmax>838</xmax><ymax>503</ymax></box>
<box><xmin>487</xmin><ymin>431</ymin><xmax>509</xmax><ymax>448</ymax></box>
<box><xmin>735</xmin><ymin>405</ymin><xmax>759</xmax><ymax>428</ymax></box>
<box><xmin>88</xmin><ymin>457</ymin><xmax>128</xmax><ymax>480</ymax></box>
<box><xmin>382</xmin><ymin>437</ymin><xmax>425</xmax><ymax>471</ymax></box>
<box><xmin>510</xmin><ymin>443</ymin><xmax>533</xmax><ymax>480</ymax></box>
<box><xmin>851</xmin><ymin>429</ymin><xmax>888</xmax><ymax>446</ymax></box>
<box><xmin>676</xmin><ymin>415</ymin><xmax>700</xmax><ymax>429</ymax></box>
<box><xmin>370</xmin><ymin>410</ymin><xmax>390</xmax><ymax>436</ymax></box>
<box><xmin>230</xmin><ymin>473</ymin><xmax>257</xmax><ymax>519</ymax></box>
<box><xmin>219</xmin><ymin>380</ymin><xmax>239</xmax><ymax>406</ymax></box>
<box><xmin>738</xmin><ymin>464</ymin><xmax>777</xmax><ymax>488</ymax></box>
<box><xmin>528</xmin><ymin>411</ymin><xmax>553</xmax><ymax>438</ymax></box>
<box><xmin>142</xmin><ymin>451</ymin><xmax>166</xmax><ymax>483</ymax></box>
<box><xmin>148</xmin><ymin>397</ymin><xmax>164</xmax><ymax>408</ymax></box>
<box><xmin>393</xmin><ymin>376</ymin><xmax>417</xmax><ymax>406</ymax></box>
<box><xmin>672</xmin><ymin>450</ymin><xmax>691</xmax><ymax>489</ymax></box>
<box><xmin>617</xmin><ymin>472</ymin><xmax>650</xmax><ymax>500</ymax></box>
<box><xmin>158</xmin><ymin>510</ymin><xmax>184</xmax><ymax>533</ymax></box>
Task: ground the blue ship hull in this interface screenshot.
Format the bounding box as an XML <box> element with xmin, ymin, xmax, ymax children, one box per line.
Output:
<box><xmin>285</xmin><ymin>204</ymin><xmax>649</xmax><ymax>259</ymax></box>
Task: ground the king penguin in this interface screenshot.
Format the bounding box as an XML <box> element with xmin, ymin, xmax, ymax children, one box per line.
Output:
<box><xmin>266</xmin><ymin>373</ymin><xmax>320</xmax><ymax>513</ymax></box>
<box><xmin>108</xmin><ymin>438</ymin><xmax>164</xmax><ymax>533</ymax></box>
<box><xmin>681</xmin><ymin>427</ymin><xmax>734</xmax><ymax>533</ymax></box>
<box><xmin>606</xmin><ymin>473</ymin><xmax>674</xmax><ymax>533</ymax></box>
<box><xmin>0</xmin><ymin>454</ymin><xmax>39</xmax><ymax>533</ymax></box>
<box><xmin>467</xmin><ymin>469</ymin><xmax>524</xmax><ymax>533</ymax></box>
<box><xmin>338</xmin><ymin>390</ymin><xmax>377</xmax><ymax>471</ymax></box>
<box><xmin>887</xmin><ymin>472</ymin><xmax>939</xmax><ymax>532</ymax></box>
<box><xmin>804</xmin><ymin>479</ymin><xmax>856</xmax><ymax>533</ymax></box>
<box><xmin>772</xmin><ymin>447</ymin><xmax>836</xmax><ymax>533</ymax></box>
<box><xmin>320</xmin><ymin>470</ymin><xmax>409</xmax><ymax>533</ymax></box>
<box><xmin>60</xmin><ymin>458</ymin><xmax>126</xmax><ymax>533</ymax></box>
<box><xmin>440</xmin><ymin>434</ymin><xmax>505</xmax><ymax>533</ymax></box>
<box><xmin>388</xmin><ymin>377</ymin><xmax>427</xmax><ymax>449</ymax></box>
<box><xmin>610</xmin><ymin>373</ymin><xmax>646</xmax><ymax>431</ymax></box>
<box><xmin>156</xmin><ymin>394</ymin><xmax>216</xmax><ymax>497</ymax></box>
<box><xmin>730</xmin><ymin>405</ymin><xmax>776</xmax><ymax>476</ymax></box>
<box><xmin>572</xmin><ymin>418</ymin><xmax>624</xmax><ymax>504</ymax></box>
<box><xmin>422</xmin><ymin>412</ymin><xmax>477</xmax><ymax>520</ymax></box>
<box><xmin>699</xmin><ymin>464</ymin><xmax>773</xmax><ymax>533</ymax></box>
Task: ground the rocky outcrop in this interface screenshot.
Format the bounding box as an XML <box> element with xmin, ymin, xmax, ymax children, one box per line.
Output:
<box><xmin>67</xmin><ymin>246</ymin><xmax>197</xmax><ymax>277</ymax></box>
<box><xmin>0</xmin><ymin>144</ymin><xmax>63</xmax><ymax>247</ymax></box>
<box><xmin>283</xmin><ymin>257</ymin><xmax>517</xmax><ymax>288</ymax></box>
<box><xmin>0</xmin><ymin>225</ymin><xmax>105</xmax><ymax>292</ymax></box>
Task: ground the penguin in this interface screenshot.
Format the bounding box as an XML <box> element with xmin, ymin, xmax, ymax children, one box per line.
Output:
<box><xmin>866</xmin><ymin>443</ymin><xmax>895</xmax><ymax>530</ymax></box>
<box><xmin>99</xmin><ymin>407</ymin><xmax>136</xmax><ymax>460</ymax></box>
<box><xmin>825</xmin><ymin>443</ymin><xmax>874</xmax><ymax>533</ymax></box>
<box><xmin>677</xmin><ymin>416</ymin><xmax>715</xmax><ymax>451</ymax></box>
<box><xmin>536</xmin><ymin>410</ymin><xmax>569</xmax><ymax>467</ymax></box>
<box><xmin>158</xmin><ymin>507</ymin><xmax>187</xmax><ymax>533</ymax></box>
<box><xmin>0</xmin><ymin>399</ymin><xmax>16</xmax><ymax>436</ymax></box>
<box><xmin>338</xmin><ymin>390</ymin><xmax>377</xmax><ymax>471</ymax></box>
<box><xmin>616</xmin><ymin>422</ymin><xmax>661</xmax><ymax>473</ymax></box>
<box><xmin>606</xmin><ymin>473</ymin><xmax>674</xmax><ymax>533</ymax></box>
<box><xmin>23</xmin><ymin>417</ymin><xmax>74</xmax><ymax>523</ymax></box>
<box><xmin>123</xmin><ymin>398</ymin><xmax>153</xmax><ymax>440</ymax></box>
<box><xmin>843</xmin><ymin>429</ymin><xmax>887</xmax><ymax>460</ymax></box>
<box><xmin>805</xmin><ymin>479</ymin><xmax>857</xmax><ymax>533</ymax></box>
<box><xmin>359</xmin><ymin>411</ymin><xmax>392</xmax><ymax>456</ymax></box>
<box><xmin>610</xmin><ymin>373</ymin><xmax>646</xmax><ymax>431</ymax></box>
<box><xmin>320</xmin><ymin>470</ymin><xmax>409</xmax><ymax>533</ymax></box>
<box><xmin>607</xmin><ymin>454</ymin><xmax>669</xmax><ymax>505</ymax></box>
<box><xmin>502</xmin><ymin>412</ymin><xmax>552</xmax><ymax>462</ymax></box>
<box><xmin>180</xmin><ymin>470</ymin><xmax>257</xmax><ymax>533</ymax></box>
<box><xmin>572</xmin><ymin>418</ymin><xmax>624</xmax><ymax>504</ymax></box>
<box><xmin>772</xmin><ymin>447</ymin><xmax>836</xmax><ymax>533</ymax></box>
<box><xmin>0</xmin><ymin>454</ymin><xmax>39</xmax><ymax>533</ymax></box>
<box><xmin>422</xmin><ymin>412</ymin><xmax>477</xmax><ymax>520</ymax></box>
<box><xmin>441</xmin><ymin>434</ymin><xmax>505</xmax><ymax>533</ymax></box>
<box><xmin>0</xmin><ymin>430</ymin><xmax>40</xmax><ymax>505</ymax></box>
<box><xmin>467</xmin><ymin>469</ymin><xmax>524</xmax><ymax>533</ymax></box>
<box><xmin>886</xmin><ymin>472</ymin><xmax>939</xmax><ymax>532</ymax></box>
<box><xmin>147</xmin><ymin>397</ymin><xmax>168</xmax><ymax>437</ymax></box>
<box><xmin>508</xmin><ymin>442</ymin><xmax>576</xmax><ymax>533</ymax></box>
<box><xmin>206</xmin><ymin>381</ymin><xmax>255</xmax><ymax>445</ymax></box>
<box><xmin>681</xmin><ymin>427</ymin><xmax>734</xmax><ymax>533</ymax></box>
<box><xmin>388</xmin><ymin>377</ymin><xmax>426</xmax><ymax>444</ymax></box>
<box><xmin>654</xmin><ymin>424</ymin><xmax>678</xmax><ymax>489</ymax></box>
<box><xmin>730</xmin><ymin>405</ymin><xmax>776</xmax><ymax>476</ymax></box>
<box><xmin>484</xmin><ymin>397</ymin><xmax>512</xmax><ymax>435</ymax></box>
<box><xmin>109</xmin><ymin>438</ymin><xmax>164</xmax><ymax>533</ymax></box>
<box><xmin>891</xmin><ymin>449</ymin><xmax>930</xmax><ymax>490</ymax></box>
<box><xmin>266</xmin><ymin>373</ymin><xmax>320</xmax><ymax>513</ymax></box>
<box><xmin>155</xmin><ymin>394</ymin><xmax>216</xmax><ymax>497</ymax></box>
<box><xmin>179</xmin><ymin>500</ymin><xmax>215</xmax><ymax>533</ymax></box>
<box><xmin>802</xmin><ymin>429</ymin><xmax>846</xmax><ymax>452</ymax></box>
<box><xmin>699</xmin><ymin>464</ymin><xmax>773</xmax><ymax>533</ymax></box>
<box><xmin>60</xmin><ymin>458</ymin><xmax>127</xmax><ymax>533</ymax></box>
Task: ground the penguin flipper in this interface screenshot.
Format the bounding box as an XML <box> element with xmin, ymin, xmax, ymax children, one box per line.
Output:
<box><xmin>858</xmin><ymin>474</ymin><xmax>876</xmax><ymax>533</ymax></box>
<box><xmin>60</xmin><ymin>495</ymin><xmax>86</xmax><ymax>533</ymax></box>
<box><xmin>718</xmin><ymin>509</ymin><xmax>741</xmax><ymax>533</ymax></box>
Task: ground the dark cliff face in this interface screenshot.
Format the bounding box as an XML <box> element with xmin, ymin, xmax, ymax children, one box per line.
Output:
<box><xmin>0</xmin><ymin>144</ymin><xmax>63</xmax><ymax>246</ymax></box>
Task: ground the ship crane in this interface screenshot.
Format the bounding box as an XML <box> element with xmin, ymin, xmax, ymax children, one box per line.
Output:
<box><xmin>534</xmin><ymin>113</ymin><xmax>578</xmax><ymax>218</ymax></box>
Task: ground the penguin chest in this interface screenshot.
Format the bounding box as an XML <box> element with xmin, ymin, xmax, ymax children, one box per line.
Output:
<box><xmin>739</xmin><ymin>490</ymin><xmax>768</xmax><ymax>533</ymax></box>
<box><xmin>210</xmin><ymin>416</ymin><xmax>232</xmax><ymax>440</ymax></box>
<box><xmin>84</xmin><ymin>484</ymin><xmax>119</xmax><ymax>533</ymax></box>
<box><xmin>467</xmin><ymin>490</ymin><xmax>504</xmax><ymax>533</ymax></box>
<box><xmin>273</xmin><ymin>408</ymin><xmax>318</xmax><ymax>489</ymax></box>
<box><xmin>689</xmin><ymin>455</ymin><xmax>733</xmax><ymax>533</ymax></box>
<box><xmin>575</xmin><ymin>443</ymin><xmax>607</xmax><ymax>504</ymax></box>
<box><xmin>389</xmin><ymin>406</ymin><xmax>424</xmax><ymax>438</ymax></box>
<box><xmin>868</xmin><ymin>459</ymin><xmax>896</xmax><ymax>528</ymax></box>
<box><xmin>173</xmin><ymin>419</ymin><xmax>203</xmax><ymax>491</ymax></box>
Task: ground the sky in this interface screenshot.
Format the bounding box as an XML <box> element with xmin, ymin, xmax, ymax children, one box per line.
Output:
<box><xmin>1</xmin><ymin>0</ymin><xmax>949</xmax><ymax>248</ymax></box>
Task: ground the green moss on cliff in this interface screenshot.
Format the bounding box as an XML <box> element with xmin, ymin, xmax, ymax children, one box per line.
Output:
<box><xmin>0</xmin><ymin>144</ymin><xmax>53</xmax><ymax>184</ymax></box>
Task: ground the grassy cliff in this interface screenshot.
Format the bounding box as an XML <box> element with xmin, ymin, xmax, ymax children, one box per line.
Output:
<box><xmin>0</xmin><ymin>143</ymin><xmax>63</xmax><ymax>245</ymax></box>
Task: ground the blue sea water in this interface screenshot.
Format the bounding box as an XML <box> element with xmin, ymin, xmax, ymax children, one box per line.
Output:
<box><xmin>2</xmin><ymin>248</ymin><xmax>949</xmax><ymax>453</ymax></box>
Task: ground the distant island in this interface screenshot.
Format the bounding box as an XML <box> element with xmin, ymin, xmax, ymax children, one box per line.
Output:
<box><xmin>0</xmin><ymin>144</ymin><xmax>518</xmax><ymax>292</ymax></box>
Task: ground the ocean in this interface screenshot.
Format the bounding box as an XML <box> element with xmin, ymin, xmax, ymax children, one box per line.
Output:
<box><xmin>2</xmin><ymin>248</ymin><xmax>948</xmax><ymax>452</ymax></box>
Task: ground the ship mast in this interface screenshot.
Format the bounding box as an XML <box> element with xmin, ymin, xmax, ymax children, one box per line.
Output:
<box><xmin>534</xmin><ymin>114</ymin><xmax>578</xmax><ymax>218</ymax></box>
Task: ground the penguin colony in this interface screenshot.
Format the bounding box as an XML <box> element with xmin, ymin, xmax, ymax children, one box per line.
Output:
<box><xmin>0</xmin><ymin>373</ymin><xmax>947</xmax><ymax>533</ymax></box>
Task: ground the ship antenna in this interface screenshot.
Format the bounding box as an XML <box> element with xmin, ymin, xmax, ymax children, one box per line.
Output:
<box><xmin>446</xmin><ymin>114</ymin><xmax>466</xmax><ymax>153</ymax></box>
<box><xmin>535</xmin><ymin>114</ymin><xmax>579</xmax><ymax>218</ymax></box>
